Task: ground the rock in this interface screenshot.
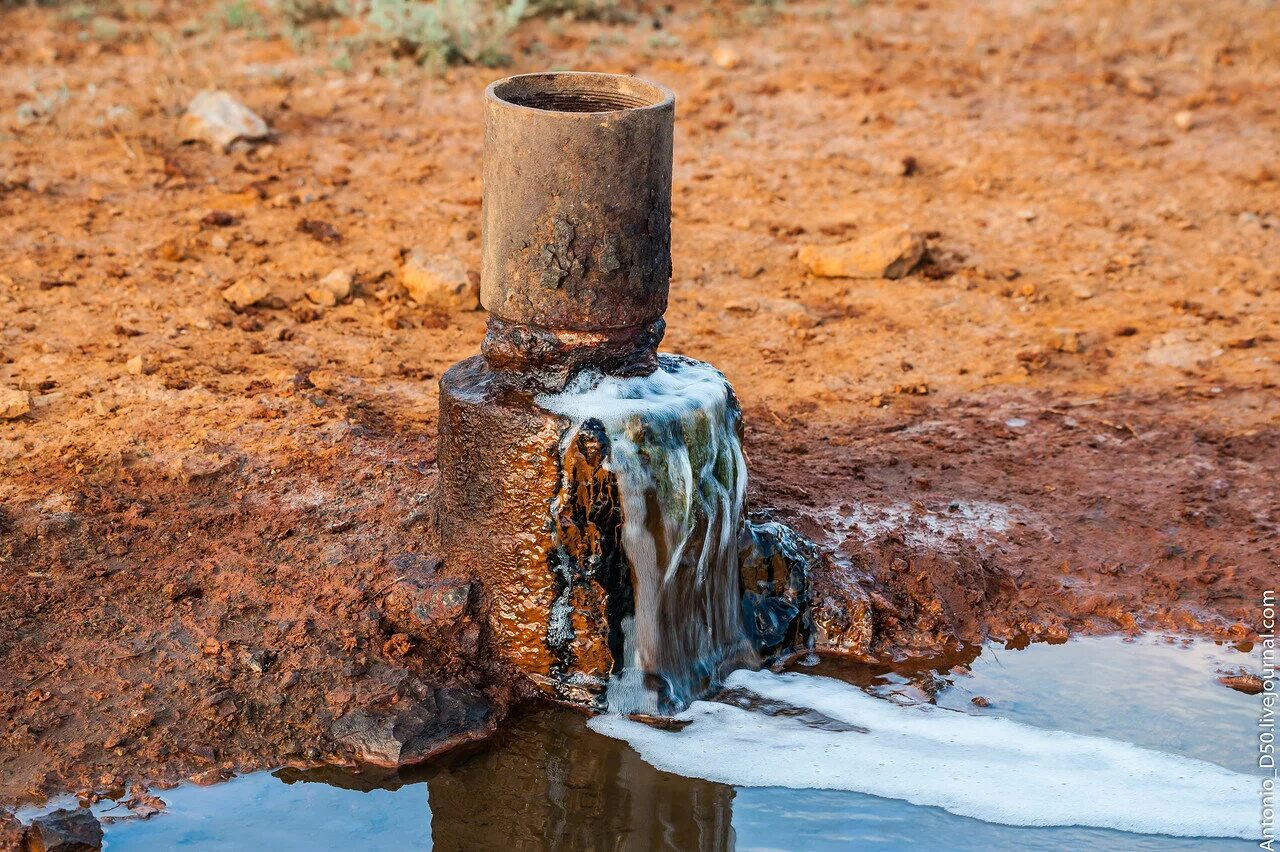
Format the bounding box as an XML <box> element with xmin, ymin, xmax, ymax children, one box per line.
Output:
<box><xmin>0</xmin><ymin>813</ymin><xmax>23</xmax><ymax>850</ymax></box>
<box><xmin>125</xmin><ymin>354</ymin><xmax>145</xmax><ymax>375</ymax></box>
<box><xmin>25</xmin><ymin>808</ymin><xmax>103</xmax><ymax>851</ymax></box>
<box><xmin>1173</xmin><ymin>110</ymin><xmax>1195</xmax><ymax>132</ymax></box>
<box><xmin>306</xmin><ymin>269</ymin><xmax>352</xmax><ymax>307</ymax></box>
<box><xmin>400</xmin><ymin>249</ymin><xmax>478</xmax><ymax>311</ymax></box>
<box><xmin>1144</xmin><ymin>331</ymin><xmax>1216</xmax><ymax>371</ymax></box>
<box><xmin>799</xmin><ymin>226</ymin><xmax>925</xmax><ymax>279</ymax></box>
<box><xmin>1123</xmin><ymin>72</ymin><xmax>1157</xmax><ymax>98</ymax></box>
<box><xmin>0</xmin><ymin>387</ymin><xmax>31</xmax><ymax>419</ymax></box>
<box><xmin>1218</xmin><ymin>672</ymin><xmax>1264</xmax><ymax>695</ymax></box>
<box><xmin>221</xmin><ymin>276</ymin><xmax>271</xmax><ymax>309</ymax></box>
<box><xmin>381</xmin><ymin>575</ymin><xmax>476</xmax><ymax>644</ymax></box>
<box><xmin>971</xmin><ymin>695</ymin><xmax>992</xmax><ymax>707</ymax></box>
<box><xmin>738</xmin><ymin>517</ymin><xmax>818</xmax><ymax>661</ymax></box>
<box><xmin>711</xmin><ymin>44</ymin><xmax>741</xmax><ymax>70</ymax></box>
<box><xmin>328</xmin><ymin>686</ymin><xmax>494</xmax><ymax>768</ymax></box>
<box><xmin>870</xmin><ymin>154</ymin><xmax>918</xmax><ymax>177</ymax></box>
<box><xmin>179</xmin><ymin>90</ymin><xmax>269</xmax><ymax>151</ymax></box>
<box><xmin>238</xmin><ymin>648</ymin><xmax>272</xmax><ymax>674</ymax></box>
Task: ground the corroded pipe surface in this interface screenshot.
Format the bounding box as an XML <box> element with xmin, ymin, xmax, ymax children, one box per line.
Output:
<box><xmin>481</xmin><ymin>72</ymin><xmax>674</xmax><ymax>375</ymax></box>
<box><xmin>437</xmin><ymin>72</ymin><xmax>814</xmax><ymax>711</ymax></box>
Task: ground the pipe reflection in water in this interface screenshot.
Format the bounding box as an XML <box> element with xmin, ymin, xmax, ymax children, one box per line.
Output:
<box><xmin>427</xmin><ymin>708</ymin><xmax>734</xmax><ymax>851</ymax></box>
<box><xmin>269</xmin><ymin>707</ymin><xmax>734</xmax><ymax>851</ymax></box>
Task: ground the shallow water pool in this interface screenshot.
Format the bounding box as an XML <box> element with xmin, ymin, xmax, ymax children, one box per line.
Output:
<box><xmin>89</xmin><ymin>635</ymin><xmax>1267</xmax><ymax>850</ymax></box>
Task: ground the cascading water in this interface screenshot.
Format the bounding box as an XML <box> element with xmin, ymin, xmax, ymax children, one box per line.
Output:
<box><xmin>539</xmin><ymin>355</ymin><xmax>759</xmax><ymax>713</ymax></box>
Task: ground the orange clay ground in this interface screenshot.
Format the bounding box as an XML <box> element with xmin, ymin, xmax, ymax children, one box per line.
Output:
<box><xmin>0</xmin><ymin>0</ymin><xmax>1276</xmax><ymax>820</ymax></box>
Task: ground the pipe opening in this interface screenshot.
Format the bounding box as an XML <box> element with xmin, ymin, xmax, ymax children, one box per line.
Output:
<box><xmin>491</xmin><ymin>73</ymin><xmax>671</xmax><ymax>114</ymax></box>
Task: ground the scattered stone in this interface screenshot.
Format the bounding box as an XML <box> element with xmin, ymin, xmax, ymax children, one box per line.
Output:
<box><xmin>153</xmin><ymin>234</ymin><xmax>188</xmax><ymax>260</ymax></box>
<box><xmin>189</xmin><ymin>767</ymin><xmax>234</xmax><ymax>786</ymax></box>
<box><xmin>799</xmin><ymin>226</ymin><xmax>925</xmax><ymax>280</ymax></box>
<box><xmin>221</xmin><ymin>276</ymin><xmax>271</xmax><ymax>309</ymax></box>
<box><xmin>1</xmin><ymin>387</ymin><xmax>31</xmax><ymax>419</ymax></box>
<box><xmin>306</xmin><ymin>269</ymin><xmax>352</xmax><ymax>307</ymax></box>
<box><xmin>1173</xmin><ymin>110</ymin><xmax>1195</xmax><ymax>131</ymax></box>
<box><xmin>738</xmin><ymin>517</ymin><xmax>817</xmax><ymax>660</ymax></box>
<box><xmin>125</xmin><ymin>354</ymin><xmax>146</xmax><ymax>375</ymax></box>
<box><xmin>238</xmin><ymin>648</ymin><xmax>272</xmax><ymax>674</ymax></box>
<box><xmin>400</xmin><ymin>248</ymin><xmax>478</xmax><ymax>311</ymax></box>
<box><xmin>1144</xmin><ymin>330</ymin><xmax>1216</xmax><ymax>371</ymax></box>
<box><xmin>711</xmin><ymin>44</ymin><xmax>741</xmax><ymax>70</ymax></box>
<box><xmin>1218</xmin><ymin>672</ymin><xmax>1264</xmax><ymax>695</ymax></box>
<box><xmin>870</xmin><ymin>154</ymin><xmax>918</xmax><ymax>177</ymax></box>
<box><xmin>971</xmin><ymin>695</ymin><xmax>992</xmax><ymax>707</ymax></box>
<box><xmin>328</xmin><ymin>686</ymin><xmax>494</xmax><ymax>768</ymax></box>
<box><xmin>128</xmin><ymin>802</ymin><xmax>162</xmax><ymax>821</ymax></box>
<box><xmin>179</xmin><ymin>90</ymin><xmax>269</xmax><ymax>151</ymax></box>
<box><xmin>1055</xmin><ymin>332</ymin><xmax>1082</xmax><ymax>354</ymax></box>
<box><xmin>168</xmin><ymin>448</ymin><xmax>239</xmax><ymax>483</ymax></box>
<box><xmin>200</xmin><ymin>211</ymin><xmax>237</xmax><ymax>228</ymax></box>
<box><xmin>0</xmin><ymin>811</ymin><xmax>23</xmax><ymax>850</ymax></box>
<box><xmin>381</xmin><ymin>576</ymin><xmax>476</xmax><ymax>644</ymax></box>
<box><xmin>1123</xmin><ymin>72</ymin><xmax>1157</xmax><ymax>98</ymax></box>
<box><xmin>297</xmin><ymin>218</ymin><xmax>342</xmax><ymax>244</ymax></box>
<box><xmin>25</xmin><ymin>807</ymin><xmax>103</xmax><ymax>851</ymax></box>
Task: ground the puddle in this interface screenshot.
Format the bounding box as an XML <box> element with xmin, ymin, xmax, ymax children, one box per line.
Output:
<box><xmin>27</xmin><ymin>636</ymin><xmax>1264</xmax><ymax>850</ymax></box>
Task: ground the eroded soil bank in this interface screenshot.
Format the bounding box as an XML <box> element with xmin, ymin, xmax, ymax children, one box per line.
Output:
<box><xmin>1</xmin><ymin>0</ymin><xmax>1277</xmax><ymax>826</ymax></box>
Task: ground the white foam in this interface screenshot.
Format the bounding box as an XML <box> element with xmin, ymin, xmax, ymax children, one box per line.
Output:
<box><xmin>823</xmin><ymin>500</ymin><xmax>1017</xmax><ymax>549</ymax></box>
<box><xmin>588</xmin><ymin>669</ymin><xmax>1260</xmax><ymax>840</ymax></box>
<box><xmin>536</xmin><ymin>357</ymin><xmax>736</xmax><ymax>426</ymax></box>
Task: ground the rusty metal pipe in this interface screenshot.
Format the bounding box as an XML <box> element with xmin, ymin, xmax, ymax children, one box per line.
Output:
<box><xmin>480</xmin><ymin>72</ymin><xmax>675</xmax><ymax>377</ymax></box>
<box><xmin>436</xmin><ymin>73</ymin><xmax>680</xmax><ymax>706</ymax></box>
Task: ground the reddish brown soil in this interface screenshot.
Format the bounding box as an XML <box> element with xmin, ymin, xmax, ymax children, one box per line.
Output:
<box><xmin>1</xmin><ymin>0</ymin><xmax>1277</xmax><ymax>816</ymax></box>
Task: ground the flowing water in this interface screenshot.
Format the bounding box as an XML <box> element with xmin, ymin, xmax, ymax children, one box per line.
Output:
<box><xmin>537</xmin><ymin>354</ymin><xmax>755</xmax><ymax>713</ymax></box>
<box><xmin>43</xmin><ymin>636</ymin><xmax>1264</xmax><ymax>849</ymax></box>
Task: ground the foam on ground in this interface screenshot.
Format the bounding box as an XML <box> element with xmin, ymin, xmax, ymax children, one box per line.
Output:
<box><xmin>588</xmin><ymin>669</ymin><xmax>1259</xmax><ymax>839</ymax></box>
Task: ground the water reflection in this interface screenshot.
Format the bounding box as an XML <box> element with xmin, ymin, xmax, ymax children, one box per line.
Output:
<box><xmin>98</xmin><ymin>636</ymin><xmax>1259</xmax><ymax>851</ymax></box>
<box><xmin>427</xmin><ymin>709</ymin><xmax>734</xmax><ymax>851</ymax></box>
<box><xmin>273</xmin><ymin>708</ymin><xmax>733</xmax><ymax>851</ymax></box>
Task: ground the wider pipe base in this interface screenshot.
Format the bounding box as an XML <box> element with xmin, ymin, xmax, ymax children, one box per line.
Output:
<box><xmin>436</xmin><ymin>355</ymin><xmax>628</xmax><ymax>707</ymax></box>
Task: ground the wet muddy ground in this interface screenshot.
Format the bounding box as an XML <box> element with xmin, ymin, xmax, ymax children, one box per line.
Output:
<box><xmin>1</xmin><ymin>0</ymin><xmax>1277</xmax><ymax>825</ymax></box>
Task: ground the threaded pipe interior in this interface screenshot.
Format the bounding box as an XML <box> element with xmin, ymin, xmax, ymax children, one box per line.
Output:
<box><xmin>490</xmin><ymin>72</ymin><xmax>672</xmax><ymax>114</ymax></box>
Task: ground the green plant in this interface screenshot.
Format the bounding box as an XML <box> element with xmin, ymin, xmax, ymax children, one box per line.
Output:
<box><xmin>222</xmin><ymin>0</ymin><xmax>264</xmax><ymax>30</ymax></box>
<box><xmin>743</xmin><ymin>0</ymin><xmax>783</xmax><ymax>25</ymax></box>
<box><xmin>60</xmin><ymin>3</ymin><xmax>94</xmax><ymax>23</ymax></box>
<box><xmin>15</xmin><ymin>85</ymin><xmax>70</xmax><ymax>128</ymax></box>
<box><xmin>90</xmin><ymin>16</ymin><xmax>122</xmax><ymax>41</ymax></box>
<box><xmin>363</xmin><ymin>0</ymin><xmax>529</xmax><ymax>68</ymax></box>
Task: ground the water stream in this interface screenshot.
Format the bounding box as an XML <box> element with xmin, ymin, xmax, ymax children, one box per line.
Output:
<box><xmin>538</xmin><ymin>354</ymin><xmax>756</xmax><ymax>713</ymax></box>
